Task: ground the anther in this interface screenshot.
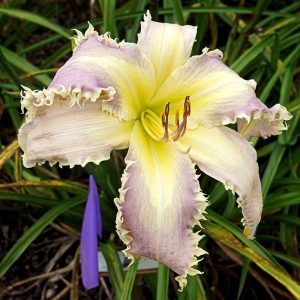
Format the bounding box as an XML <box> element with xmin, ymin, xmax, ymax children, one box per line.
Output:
<box><xmin>185</xmin><ymin>96</ymin><xmax>191</xmax><ymax>116</ymax></box>
<box><xmin>162</xmin><ymin>102</ymin><xmax>170</xmax><ymax>141</ymax></box>
<box><xmin>175</xmin><ymin>109</ymin><xmax>180</xmax><ymax>127</ymax></box>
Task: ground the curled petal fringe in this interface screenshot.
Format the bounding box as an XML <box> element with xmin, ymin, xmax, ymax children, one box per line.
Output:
<box><xmin>237</xmin><ymin>103</ymin><xmax>292</xmax><ymax>139</ymax></box>
<box><xmin>18</xmin><ymin>89</ymin><xmax>132</xmax><ymax>168</ymax></box>
<box><xmin>115</xmin><ymin>146</ymin><xmax>208</xmax><ymax>291</ymax></box>
<box><xmin>20</xmin><ymin>85</ymin><xmax>116</xmax><ymax>121</ymax></box>
<box><xmin>69</xmin><ymin>22</ymin><xmax>157</xmax><ymax>121</ymax></box>
<box><xmin>72</xmin><ymin>22</ymin><xmax>120</xmax><ymax>53</ymax></box>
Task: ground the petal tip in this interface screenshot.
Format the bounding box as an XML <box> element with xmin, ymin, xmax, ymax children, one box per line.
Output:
<box><xmin>72</xmin><ymin>23</ymin><xmax>98</xmax><ymax>52</ymax></box>
<box><xmin>144</xmin><ymin>10</ymin><xmax>152</xmax><ymax>22</ymax></box>
<box><xmin>238</xmin><ymin>102</ymin><xmax>293</xmax><ymax>139</ymax></box>
<box><xmin>248</xmin><ymin>79</ymin><xmax>257</xmax><ymax>91</ymax></box>
<box><xmin>202</xmin><ymin>47</ymin><xmax>223</xmax><ymax>59</ymax></box>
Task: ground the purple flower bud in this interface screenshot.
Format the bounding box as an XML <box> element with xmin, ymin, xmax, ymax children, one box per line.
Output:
<box><xmin>80</xmin><ymin>175</ymin><xmax>102</xmax><ymax>289</ymax></box>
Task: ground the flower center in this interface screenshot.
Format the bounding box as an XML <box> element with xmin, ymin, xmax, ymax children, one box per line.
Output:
<box><xmin>141</xmin><ymin>96</ymin><xmax>191</xmax><ymax>142</ymax></box>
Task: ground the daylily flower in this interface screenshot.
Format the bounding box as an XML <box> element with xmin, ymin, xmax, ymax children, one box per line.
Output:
<box><xmin>18</xmin><ymin>12</ymin><xmax>291</xmax><ymax>290</ymax></box>
<box><xmin>80</xmin><ymin>175</ymin><xmax>102</xmax><ymax>289</ymax></box>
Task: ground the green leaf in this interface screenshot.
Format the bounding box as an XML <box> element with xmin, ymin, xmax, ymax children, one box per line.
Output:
<box><xmin>206</xmin><ymin>210</ymin><xmax>284</xmax><ymax>269</ymax></box>
<box><xmin>144</xmin><ymin>274</ymin><xmax>157</xmax><ymax>298</ymax></box>
<box><xmin>40</xmin><ymin>43</ymin><xmax>71</xmax><ymax>69</ymax></box>
<box><xmin>184</xmin><ymin>275</ymin><xmax>207</xmax><ymax>300</ymax></box>
<box><xmin>192</xmin><ymin>12</ymin><xmax>208</xmax><ymax>55</ymax></box>
<box><xmin>99</xmin><ymin>0</ymin><xmax>117</xmax><ymax>37</ymax></box>
<box><xmin>271</xmin><ymin>33</ymin><xmax>279</xmax><ymax>70</ymax></box>
<box><xmin>260</xmin><ymin>42</ymin><xmax>300</xmax><ymax>102</ymax></box>
<box><xmin>269</xmin><ymin>250</ymin><xmax>300</xmax><ymax>269</ymax></box>
<box><xmin>223</xmin><ymin>192</ymin><xmax>236</xmax><ymax>218</ymax></box>
<box><xmin>0</xmin><ymin>8</ymin><xmax>70</xmax><ymax>38</ymax></box>
<box><xmin>163</xmin><ymin>0</ymin><xmax>173</xmax><ymax>23</ymax></box>
<box><xmin>2</xmin><ymin>94</ymin><xmax>22</xmax><ymax>128</ymax></box>
<box><xmin>280</xmin><ymin>65</ymin><xmax>295</xmax><ymax>105</ymax></box>
<box><xmin>125</xmin><ymin>0</ymin><xmax>147</xmax><ymax>42</ymax></box>
<box><xmin>265</xmin><ymin>191</ymin><xmax>300</xmax><ymax>210</ymax></box>
<box><xmin>0</xmin><ymin>46</ymin><xmax>51</xmax><ymax>86</ymax></box>
<box><xmin>205</xmin><ymin>222</ymin><xmax>300</xmax><ymax>299</ymax></box>
<box><xmin>170</xmin><ymin>0</ymin><xmax>184</xmax><ymax>25</ymax></box>
<box><xmin>0</xmin><ymin>196</ymin><xmax>84</xmax><ymax>277</ymax></box>
<box><xmin>0</xmin><ymin>47</ymin><xmax>23</xmax><ymax>89</ymax></box>
<box><xmin>156</xmin><ymin>264</ymin><xmax>169</xmax><ymax>300</ymax></box>
<box><xmin>101</xmin><ymin>241</ymin><xmax>124</xmax><ymax>299</ymax></box>
<box><xmin>267</xmin><ymin>214</ymin><xmax>300</xmax><ymax>227</ymax></box>
<box><xmin>236</xmin><ymin>257</ymin><xmax>250</xmax><ymax>300</ymax></box>
<box><xmin>261</xmin><ymin>144</ymin><xmax>286</xmax><ymax>198</ymax></box>
<box><xmin>19</xmin><ymin>35</ymin><xmax>63</xmax><ymax>55</ymax></box>
<box><xmin>0</xmin><ymin>140</ymin><xmax>18</xmax><ymax>170</ymax></box>
<box><xmin>230</xmin><ymin>34</ymin><xmax>273</xmax><ymax>74</ymax></box>
<box><xmin>120</xmin><ymin>257</ymin><xmax>140</xmax><ymax>300</ymax></box>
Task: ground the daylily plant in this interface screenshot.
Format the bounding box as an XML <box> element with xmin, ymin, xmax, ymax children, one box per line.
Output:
<box><xmin>18</xmin><ymin>12</ymin><xmax>291</xmax><ymax>290</ymax></box>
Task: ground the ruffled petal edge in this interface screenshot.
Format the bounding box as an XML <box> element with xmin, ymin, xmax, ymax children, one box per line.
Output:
<box><xmin>238</xmin><ymin>103</ymin><xmax>292</xmax><ymax>139</ymax></box>
<box><xmin>20</xmin><ymin>85</ymin><xmax>116</xmax><ymax>121</ymax></box>
<box><xmin>72</xmin><ymin>22</ymin><xmax>120</xmax><ymax>53</ymax></box>
<box><xmin>115</xmin><ymin>158</ymin><xmax>208</xmax><ymax>291</ymax></box>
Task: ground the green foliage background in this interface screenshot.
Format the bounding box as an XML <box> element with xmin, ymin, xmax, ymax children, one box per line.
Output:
<box><xmin>0</xmin><ymin>0</ymin><xmax>299</xmax><ymax>299</ymax></box>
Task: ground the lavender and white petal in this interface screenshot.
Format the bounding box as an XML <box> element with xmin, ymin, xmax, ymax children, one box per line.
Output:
<box><xmin>115</xmin><ymin>122</ymin><xmax>208</xmax><ymax>291</ymax></box>
<box><xmin>138</xmin><ymin>11</ymin><xmax>197</xmax><ymax>88</ymax></box>
<box><xmin>18</xmin><ymin>101</ymin><xmax>133</xmax><ymax>168</ymax></box>
<box><xmin>150</xmin><ymin>49</ymin><xmax>291</xmax><ymax>137</ymax></box>
<box><xmin>180</xmin><ymin>125</ymin><xmax>262</xmax><ymax>238</ymax></box>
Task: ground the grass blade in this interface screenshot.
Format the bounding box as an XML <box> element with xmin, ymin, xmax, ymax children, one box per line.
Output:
<box><xmin>261</xmin><ymin>144</ymin><xmax>286</xmax><ymax>199</ymax></box>
<box><xmin>268</xmin><ymin>250</ymin><xmax>300</xmax><ymax>269</ymax></box>
<box><xmin>170</xmin><ymin>0</ymin><xmax>184</xmax><ymax>25</ymax></box>
<box><xmin>207</xmin><ymin>210</ymin><xmax>283</xmax><ymax>268</ymax></box>
<box><xmin>101</xmin><ymin>241</ymin><xmax>124</xmax><ymax>299</ymax></box>
<box><xmin>260</xmin><ymin>42</ymin><xmax>300</xmax><ymax>102</ymax></box>
<box><xmin>184</xmin><ymin>275</ymin><xmax>207</xmax><ymax>300</ymax></box>
<box><xmin>156</xmin><ymin>264</ymin><xmax>169</xmax><ymax>300</ymax></box>
<box><xmin>0</xmin><ymin>47</ymin><xmax>23</xmax><ymax>89</ymax></box>
<box><xmin>163</xmin><ymin>0</ymin><xmax>173</xmax><ymax>23</ymax></box>
<box><xmin>0</xmin><ymin>180</ymin><xmax>86</xmax><ymax>193</ymax></box>
<box><xmin>120</xmin><ymin>257</ymin><xmax>140</xmax><ymax>300</ymax></box>
<box><xmin>40</xmin><ymin>43</ymin><xmax>71</xmax><ymax>69</ymax></box>
<box><xmin>0</xmin><ymin>8</ymin><xmax>70</xmax><ymax>38</ymax></box>
<box><xmin>205</xmin><ymin>222</ymin><xmax>300</xmax><ymax>299</ymax></box>
<box><xmin>0</xmin><ymin>46</ymin><xmax>51</xmax><ymax>86</ymax></box>
<box><xmin>0</xmin><ymin>197</ymin><xmax>85</xmax><ymax>277</ymax></box>
<box><xmin>0</xmin><ymin>140</ymin><xmax>18</xmax><ymax>170</ymax></box>
<box><xmin>264</xmin><ymin>191</ymin><xmax>300</xmax><ymax>210</ymax></box>
<box><xmin>99</xmin><ymin>0</ymin><xmax>117</xmax><ymax>37</ymax></box>
<box><xmin>236</xmin><ymin>257</ymin><xmax>250</xmax><ymax>300</ymax></box>
<box><xmin>230</xmin><ymin>35</ymin><xmax>273</xmax><ymax>74</ymax></box>
<box><xmin>125</xmin><ymin>0</ymin><xmax>147</xmax><ymax>42</ymax></box>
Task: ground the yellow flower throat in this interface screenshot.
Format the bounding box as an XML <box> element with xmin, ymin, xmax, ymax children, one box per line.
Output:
<box><xmin>141</xmin><ymin>96</ymin><xmax>191</xmax><ymax>142</ymax></box>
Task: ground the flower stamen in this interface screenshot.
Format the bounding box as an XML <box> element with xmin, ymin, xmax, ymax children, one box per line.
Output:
<box><xmin>162</xmin><ymin>96</ymin><xmax>191</xmax><ymax>142</ymax></box>
<box><xmin>141</xmin><ymin>97</ymin><xmax>190</xmax><ymax>142</ymax></box>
